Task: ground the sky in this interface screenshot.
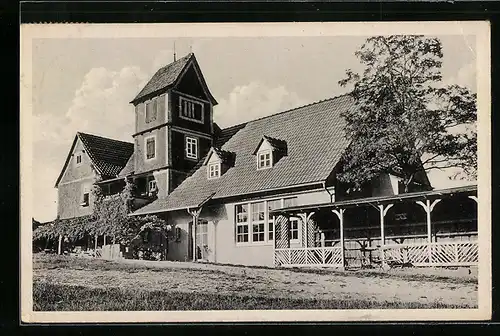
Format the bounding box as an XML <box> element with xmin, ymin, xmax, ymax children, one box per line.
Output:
<box><xmin>31</xmin><ymin>34</ymin><xmax>477</xmax><ymax>222</ymax></box>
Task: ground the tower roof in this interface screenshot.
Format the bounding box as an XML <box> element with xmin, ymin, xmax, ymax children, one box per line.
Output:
<box><xmin>130</xmin><ymin>53</ymin><xmax>217</xmax><ymax>105</ymax></box>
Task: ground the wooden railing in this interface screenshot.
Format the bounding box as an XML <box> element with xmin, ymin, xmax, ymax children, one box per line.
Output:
<box><xmin>274</xmin><ymin>241</ymin><xmax>478</xmax><ymax>268</ymax></box>
<box><xmin>274</xmin><ymin>246</ymin><xmax>343</xmax><ymax>267</ymax></box>
<box><xmin>382</xmin><ymin>241</ymin><xmax>478</xmax><ymax>266</ymax></box>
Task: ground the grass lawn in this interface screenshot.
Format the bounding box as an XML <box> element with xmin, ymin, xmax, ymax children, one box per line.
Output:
<box><xmin>33</xmin><ymin>254</ymin><xmax>478</xmax><ymax>311</ymax></box>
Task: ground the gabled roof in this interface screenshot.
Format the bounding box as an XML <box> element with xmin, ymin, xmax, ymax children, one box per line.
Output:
<box><xmin>118</xmin><ymin>153</ymin><xmax>135</xmax><ymax>177</ymax></box>
<box><xmin>130</xmin><ymin>53</ymin><xmax>217</xmax><ymax>105</ymax></box>
<box><xmin>55</xmin><ymin>132</ymin><xmax>134</xmax><ymax>187</ymax></box>
<box><xmin>252</xmin><ymin>135</ymin><xmax>288</xmax><ymax>155</ymax></box>
<box><xmin>203</xmin><ymin>147</ymin><xmax>236</xmax><ymax>166</ymax></box>
<box><xmin>214</xmin><ymin>122</ymin><xmax>248</xmax><ymax>148</ymax></box>
<box><xmin>132</xmin><ymin>94</ymin><xmax>357</xmax><ymax>216</ymax></box>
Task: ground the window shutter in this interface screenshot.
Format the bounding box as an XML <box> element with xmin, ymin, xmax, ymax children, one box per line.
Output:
<box><xmin>152</xmin><ymin>99</ymin><xmax>158</xmax><ymax>121</ymax></box>
<box><xmin>158</xmin><ymin>94</ymin><xmax>165</xmax><ymax>117</ymax></box>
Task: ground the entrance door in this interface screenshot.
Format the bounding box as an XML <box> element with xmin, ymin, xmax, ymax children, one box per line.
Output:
<box><xmin>196</xmin><ymin>220</ymin><xmax>209</xmax><ymax>261</ymax></box>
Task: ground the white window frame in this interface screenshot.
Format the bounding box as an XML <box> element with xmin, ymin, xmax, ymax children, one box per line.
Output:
<box><xmin>235</xmin><ymin>204</ymin><xmax>249</xmax><ymax>243</ymax></box>
<box><xmin>81</xmin><ymin>184</ymin><xmax>91</xmax><ymax>207</ymax></box>
<box><xmin>185</xmin><ymin>136</ymin><xmax>198</xmax><ymax>160</ymax></box>
<box><xmin>257</xmin><ymin>149</ymin><xmax>272</xmax><ymax>170</ymax></box>
<box><xmin>267</xmin><ymin>199</ymin><xmax>282</xmax><ymax>241</ymax></box>
<box><xmin>144</xmin><ymin>135</ymin><xmax>157</xmax><ymax>161</ymax></box>
<box><xmin>207</xmin><ymin>162</ymin><xmax>221</xmax><ymax>180</ymax></box>
<box><xmin>148</xmin><ymin>179</ymin><xmax>157</xmax><ymax>192</ymax></box>
<box><xmin>289</xmin><ymin>217</ymin><xmax>300</xmax><ymax>243</ymax></box>
<box><xmin>179</xmin><ymin>96</ymin><xmax>204</xmax><ymax>124</ymax></box>
<box><xmin>234</xmin><ymin>196</ymin><xmax>299</xmax><ymax>246</ymax></box>
<box><xmin>251</xmin><ymin>202</ymin><xmax>266</xmax><ymax>243</ymax></box>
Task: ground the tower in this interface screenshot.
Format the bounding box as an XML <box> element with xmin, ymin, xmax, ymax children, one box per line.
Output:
<box><xmin>129</xmin><ymin>53</ymin><xmax>218</xmax><ymax>198</ymax></box>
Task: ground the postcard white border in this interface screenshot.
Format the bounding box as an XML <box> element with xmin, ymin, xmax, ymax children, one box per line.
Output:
<box><xmin>20</xmin><ymin>21</ymin><xmax>491</xmax><ymax>323</ymax></box>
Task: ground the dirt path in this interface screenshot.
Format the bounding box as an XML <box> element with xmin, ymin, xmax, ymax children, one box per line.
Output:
<box><xmin>34</xmin><ymin>258</ymin><xmax>478</xmax><ymax>307</ymax></box>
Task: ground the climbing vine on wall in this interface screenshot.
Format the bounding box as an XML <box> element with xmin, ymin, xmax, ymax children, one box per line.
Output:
<box><xmin>33</xmin><ymin>178</ymin><xmax>167</xmax><ymax>246</ymax></box>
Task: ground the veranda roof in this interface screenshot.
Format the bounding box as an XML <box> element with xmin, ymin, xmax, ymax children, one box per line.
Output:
<box><xmin>270</xmin><ymin>184</ymin><xmax>478</xmax><ymax>215</ymax></box>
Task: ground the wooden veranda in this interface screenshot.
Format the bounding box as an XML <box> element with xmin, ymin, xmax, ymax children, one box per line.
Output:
<box><xmin>271</xmin><ymin>185</ymin><xmax>478</xmax><ymax>269</ymax></box>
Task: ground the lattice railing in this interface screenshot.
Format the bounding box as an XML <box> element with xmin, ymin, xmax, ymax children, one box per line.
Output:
<box><xmin>274</xmin><ymin>246</ymin><xmax>343</xmax><ymax>267</ymax></box>
<box><xmin>382</xmin><ymin>241</ymin><xmax>478</xmax><ymax>266</ymax></box>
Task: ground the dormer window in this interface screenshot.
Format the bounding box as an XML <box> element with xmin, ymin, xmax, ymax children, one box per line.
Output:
<box><xmin>203</xmin><ymin>147</ymin><xmax>235</xmax><ymax>180</ymax></box>
<box><xmin>208</xmin><ymin>163</ymin><xmax>220</xmax><ymax>179</ymax></box>
<box><xmin>257</xmin><ymin>150</ymin><xmax>272</xmax><ymax>170</ymax></box>
<box><xmin>253</xmin><ymin>136</ymin><xmax>287</xmax><ymax>170</ymax></box>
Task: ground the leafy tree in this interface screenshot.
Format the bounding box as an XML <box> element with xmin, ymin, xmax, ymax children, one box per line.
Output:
<box><xmin>337</xmin><ymin>35</ymin><xmax>477</xmax><ymax>192</ymax></box>
<box><xmin>33</xmin><ymin>179</ymin><xmax>168</xmax><ymax>252</ymax></box>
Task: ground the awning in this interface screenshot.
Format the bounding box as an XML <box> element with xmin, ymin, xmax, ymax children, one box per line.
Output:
<box><xmin>130</xmin><ymin>192</ymin><xmax>216</xmax><ymax>216</ymax></box>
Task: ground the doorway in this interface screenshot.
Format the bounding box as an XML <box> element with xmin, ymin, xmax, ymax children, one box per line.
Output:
<box><xmin>196</xmin><ymin>220</ymin><xmax>209</xmax><ymax>261</ymax></box>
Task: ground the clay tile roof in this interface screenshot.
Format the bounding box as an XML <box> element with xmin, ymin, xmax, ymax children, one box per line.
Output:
<box><xmin>214</xmin><ymin>122</ymin><xmax>248</xmax><ymax>148</ymax></box>
<box><xmin>131</xmin><ymin>53</ymin><xmax>193</xmax><ymax>104</ymax></box>
<box><xmin>253</xmin><ymin>135</ymin><xmax>288</xmax><ymax>155</ymax></box>
<box><xmin>77</xmin><ymin>132</ymin><xmax>134</xmax><ymax>178</ymax></box>
<box><xmin>211</xmin><ymin>148</ymin><xmax>236</xmax><ymax>165</ymax></box>
<box><xmin>118</xmin><ymin>153</ymin><xmax>135</xmax><ymax>177</ymax></box>
<box><xmin>132</xmin><ymin>94</ymin><xmax>358</xmax><ymax>216</ymax></box>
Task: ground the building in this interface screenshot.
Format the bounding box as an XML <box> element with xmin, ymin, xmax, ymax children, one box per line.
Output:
<box><xmin>54</xmin><ymin>53</ymin><xmax>478</xmax><ymax>268</ymax></box>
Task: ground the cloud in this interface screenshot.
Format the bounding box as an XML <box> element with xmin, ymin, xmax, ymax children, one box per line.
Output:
<box><xmin>213</xmin><ymin>81</ymin><xmax>308</xmax><ymax>128</ymax></box>
<box><xmin>443</xmin><ymin>61</ymin><xmax>477</xmax><ymax>92</ymax></box>
<box><xmin>33</xmin><ymin>66</ymin><xmax>148</xmax><ymax>222</ymax></box>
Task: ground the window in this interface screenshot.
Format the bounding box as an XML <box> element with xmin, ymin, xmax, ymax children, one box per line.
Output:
<box><xmin>267</xmin><ymin>199</ymin><xmax>282</xmax><ymax>241</ymax></box>
<box><xmin>235</xmin><ymin>204</ymin><xmax>249</xmax><ymax>243</ymax></box>
<box><xmin>179</xmin><ymin>96</ymin><xmax>204</xmax><ymax>123</ymax></box>
<box><xmin>145</xmin><ymin>137</ymin><xmax>156</xmax><ymax>160</ymax></box>
<box><xmin>235</xmin><ymin>197</ymin><xmax>300</xmax><ymax>245</ymax></box>
<box><xmin>185</xmin><ymin>136</ymin><xmax>198</xmax><ymax>160</ymax></box>
<box><xmin>289</xmin><ymin>218</ymin><xmax>299</xmax><ymax>241</ymax></box>
<box><xmin>251</xmin><ymin>202</ymin><xmax>266</xmax><ymax>242</ymax></box>
<box><xmin>148</xmin><ymin>179</ymin><xmax>157</xmax><ymax>193</ymax></box>
<box><xmin>75</xmin><ymin>154</ymin><xmax>82</xmax><ymax>166</ymax></box>
<box><xmin>257</xmin><ymin>150</ymin><xmax>272</xmax><ymax>169</ymax></box>
<box><xmin>208</xmin><ymin>162</ymin><xmax>220</xmax><ymax>179</ymax></box>
<box><xmin>81</xmin><ymin>184</ymin><xmax>90</xmax><ymax>207</ymax></box>
<box><xmin>145</xmin><ymin>99</ymin><xmax>157</xmax><ymax>123</ymax></box>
